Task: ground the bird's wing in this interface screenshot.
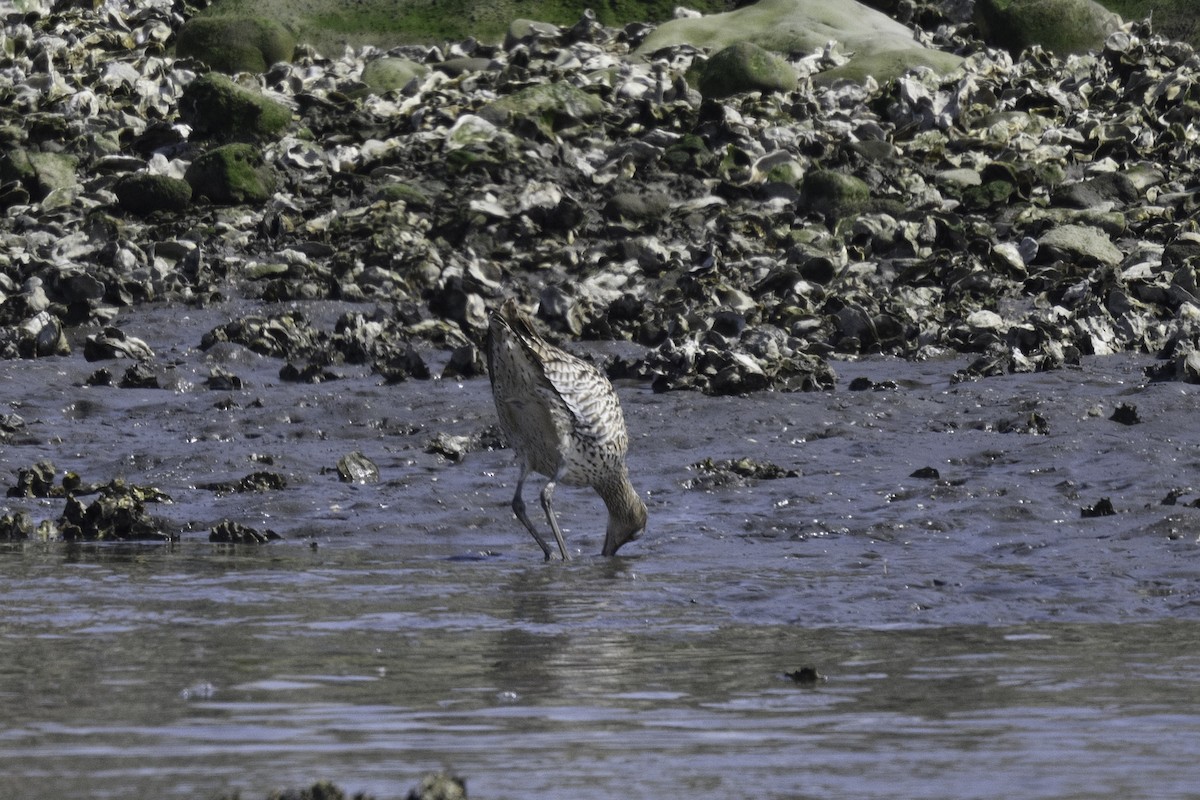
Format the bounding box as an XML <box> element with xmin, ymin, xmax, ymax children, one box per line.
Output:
<box><xmin>538</xmin><ymin>348</ymin><xmax>628</xmax><ymax>453</ymax></box>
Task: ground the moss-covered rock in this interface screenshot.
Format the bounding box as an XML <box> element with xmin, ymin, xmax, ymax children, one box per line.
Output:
<box><xmin>175</xmin><ymin>15</ymin><xmax>296</xmax><ymax>74</ymax></box>
<box><xmin>180</xmin><ymin>73</ymin><xmax>292</xmax><ymax>143</ymax></box>
<box><xmin>479</xmin><ymin>82</ymin><xmax>603</xmax><ymax>137</ymax></box>
<box><xmin>975</xmin><ymin>0</ymin><xmax>1122</xmax><ymax>57</ymax></box>
<box><xmin>112</xmin><ymin>173</ymin><xmax>192</xmax><ymax>216</ymax></box>
<box><xmin>195</xmin><ymin>0</ymin><xmax>731</xmax><ymax>53</ymax></box>
<box><xmin>635</xmin><ymin>0</ymin><xmax>962</xmax><ymax>86</ymax></box>
<box><xmin>184</xmin><ymin>143</ymin><xmax>277</xmax><ymax>205</ymax></box>
<box><xmin>374</xmin><ymin>181</ymin><xmax>433</xmax><ymax>209</ymax></box>
<box><xmin>698</xmin><ymin>41</ymin><xmax>797</xmax><ymax>99</ymax></box>
<box><xmin>504</xmin><ymin>17</ymin><xmax>562</xmax><ymax>47</ymax></box>
<box><xmin>0</xmin><ymin>148</ymin><xmax>78</xmax><ymax>202</ymax></box>
<box><xmin>360</xmin><ymin>57</ymin><xmax>429</xmax><ymax>94</ymax></box>
<box><xmin>1037</xmin><ymin>223</ymin><xmax>1124</xmax><ymax>267</ymax></box>
<box><xmin>801</xmin><ymin>169</ymin><xmax>870</xmax><ymax>223</ymax></box>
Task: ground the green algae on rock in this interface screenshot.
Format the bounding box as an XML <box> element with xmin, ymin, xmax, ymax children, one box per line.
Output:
<box><xmin>697</xmin><ymin>41</ymin><xmax>797</xmax><ymax>99</ymax></box>
<box><xmin>180</xmin><ymin>73</ymin><xmax>293</xmax><ymax>142</ymax></box>
<box><xmin>175</xmin><ymin>15</ymin><xmax>297</xmax><ymax>74</ymax></box>
<box><xmin>975</xmin><ymin>0</ymin><xmax>1123</xmax><ymax>56</ymax></box>
<box><xmin>479</xmin><ymin>81</ymin><xmax>604</xmax><ymax>136</ymax></box>
<box><xmin>112</xmin><ymin>172</ymin><xmax>192</xmax><ymax>215</ymax></box>
<box><xmin>635</xmin><ymin>0</ymin><xmax>963</xmax><ymax>84</ymax></box>
<box><xmin>800</xmin><ymin>169</ymin><xmax>871</xmax><ymax>225</ymax></box>
<box><xmin>0</xmin><ymin>148</ymin><xmax>79</xmax><ymax>204</ymax></box>
<box><xmin>360</xmin><ymin>56</ymin><xmax>430</xmax><ymax>94</ymax></box>
<box><xmin>184</xmin><ymin>143</ymin><xmax>277</xmax><ymax>205</ymax></box>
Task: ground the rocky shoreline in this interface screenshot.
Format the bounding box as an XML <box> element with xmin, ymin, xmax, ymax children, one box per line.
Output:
<box><xmin>2</xmin><ymin>0</ymin><xmax>1200</xmax><ymax>539</ymax></box>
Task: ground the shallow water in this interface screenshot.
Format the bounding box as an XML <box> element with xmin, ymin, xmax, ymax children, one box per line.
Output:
<box><xmin>2</xmin><ymin>302</ymin><xmax>1199</xmax><ymax>799</ymax></box>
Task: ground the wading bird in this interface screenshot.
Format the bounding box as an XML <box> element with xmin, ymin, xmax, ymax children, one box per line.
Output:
<box><xmin>487</xmin><ymin>298</ymin><xmax>647</xmax><ymax>560</ymax></box>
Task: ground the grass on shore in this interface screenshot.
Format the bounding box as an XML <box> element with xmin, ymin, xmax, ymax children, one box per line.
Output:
<box><xmin>199</xmin><ymin>0</ymin><xmax>737</xmax><ymax>50</ymax></box>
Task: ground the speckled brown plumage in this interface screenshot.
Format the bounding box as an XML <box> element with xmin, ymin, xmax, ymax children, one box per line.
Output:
<box><xmin>487</xmin><ymin>298</ymin><xmax>647</xmax><ymax>560</ymax></box>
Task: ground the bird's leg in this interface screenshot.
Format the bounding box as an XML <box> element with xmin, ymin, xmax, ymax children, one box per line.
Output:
<box><xmin>512</xmin><ymin>465</ymin><xmax>553</xmax><ymax>561</ymax></box>
<box><xmin>540</xmin><ymin>465</ymin><xmax>571</xmax><ymax>561</ymax></box>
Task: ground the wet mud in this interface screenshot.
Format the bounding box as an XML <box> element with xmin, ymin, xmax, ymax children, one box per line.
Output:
<box><xmin>2</xmin><ymin>298</ymin><xmax>1198</xmax><ymax>617</ymax></box>
<box><xmin>2</xmin><ymin>300</ymin><xmax>1200</xmax><ymax>799</ymax></box>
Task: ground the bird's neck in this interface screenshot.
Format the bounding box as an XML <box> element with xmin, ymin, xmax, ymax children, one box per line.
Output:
<box><xmin>598</xmin><ymin>472</ymin><xmax>643</xmax><ymax>525</ymax></box>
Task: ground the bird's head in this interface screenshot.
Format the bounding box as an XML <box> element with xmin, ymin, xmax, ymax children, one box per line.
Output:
<box><xmin>602</xmin><ymin>493</ymin><xmax>647</xmax><ymax>557</ymax></box>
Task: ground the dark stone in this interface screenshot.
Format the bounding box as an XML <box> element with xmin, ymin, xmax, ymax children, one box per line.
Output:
<box><xmin>180</xmin><ymin>74</ymin><xmax>292</xmax><ymax>143</ymax></box>
<box><xmin>1080</xmin><ymin>497</ymin><xmax>1117</xmax><ymax>518</ymax></box>
<box><xmin>112</xmin><ymin>172</ymin><xmax>192</xmax><ymax>215</ymax></box>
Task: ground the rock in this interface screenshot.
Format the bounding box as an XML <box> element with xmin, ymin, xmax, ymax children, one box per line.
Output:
<box><xmin>975</xmin><ymin>0</ymin><xmax>1122</xmax><ymax>57</ymax></box>
<box><xmin>58</xmin><ymin>479</ymin><xmax>172</xmax><ymax>542</ymax></box>
<box><xmin>5</xmin><ymin>312</ymin><xmax>70</xmax><ymax>359</ymax></box>
<box><xmin>442</xmin><ymin>344</ymin><xmax>486</xmax><ymax>379</ymax></box>
<box><xmin>337</xmin><ymin>451</ymin><xmax>379</xmax><ymax>483</ymax></box>
<box><xmin>210</xmin><ymin>520</ymin><xmax>282</xmax><ymax>543</ymax></box>
<box><xmin>84</xmin><ymin>327</ymin><xmax>156</xmax><ymax>361</ymax></box>
<box><xmin>1080</xmin><ymin>496</ymin><xmax>1117</xmax><ymax>518</ymax></box>
<box><xmin>684</xmin><ymin>456</ymin><xmax>800</xmax><ymax>489</ymax></box>
<box><xmin>425</xmin><ymin>432</ymin><xmax>475</xmax><ymax>463</ymax></box>
<box><xmin>0</xmin><ymin>511</ymin><xmax>34</xmax><ymax>541</ymax></box>
<box><xmin>120</xmin><ymin>362</ymin><xmax>160</xmax><ymax>388</ymax></box>
<box><xmin>406</xmin><ymin>773</ymin><xmax>467</xmax><ymax>800</ymax></box>
<box><xmin>1109</xmin><ymin>402</ymin><xmax>1140</xmax><ymax>425</ymax></box>
<box><xmin>1145</xmin><ymin>348</ymin><xmax>1200</xmax><ymax>384</ymax></box>
<box><xmin>280</xmin><ymin>362</ymin><xmax>339</xmax><ymax>383</ymax></box>
<box><xmin>433</xmin><ymin>57</ymin><xmax>496</xmax><ymax>76</ymax></box>
<box><xmin>199</xmin><ymin>471</ymin><xmax>288</xmax><ymax>494</ymax></box>
<box><xmin>1037</xmin><ymin>224</ymin><xmax>1124</xmax><ymax>267</ymax></box>
<box><xmin>180</xmin><ymin>73</ymin><xmax>292</xmax><ymax>143</ymax></box>
<box><xmin>112</xmin><ymin>173</ymin><xmax>192</xmax><ymax>215</ymax></box>
<box><xmin>505</xmin><ymin>18</ymin><xmax>561</xmax><ymax>48</ymax></box>
<box><xmin>635</xmin><ymin>0</ymin><xmax>963</xmax><ymax>85</ymax></box>
<box><xmin>175</xmin><ymin>16</ymin><xmax>297</xmax><ymax>74</ymax></box>
<box><xmin>185</xmin><ymin>143</ymin><xmax>278</xmax><ymax>205</ymax></box>
<box><xmin>206</xmin><ymin>367</ymin><xmax>243</xmax><ymax>390</ymax></box>
<box><xmin>6</xmin><ymin>0</ymin><xmax>1200</xmax><ymax>402</ymax></box>
<box><xmin>0</xmin><ymin>148</ymin><xmax>79</xmax><ymax>203</ymax></box>
<box><xmin>360</xmin><ymin>57</ymin><xmax>429</xmax><ymax>94</ymax></box>
<box><xmin>785</xmin><ymin>666</ymin><xmax>824</xmax><ymax>685</ymax></box>
<box><xmin>1051</xmin><ymin>172</ymin><xmax>1139</xmax><ymax>209</ymax></box>
<box><xmin>479</xmin><ymin>82</ymin><xmax>604</xmax><ymax>136</ymax></box>
<box><xmin>697</xmin><ymin>42</ymin><xmax>797</xmax><ymax>99</ymax></box>
<box><xmin>801</xmin><ymin>170</ymin><xmax>870</xmax><ymax>224</ymax></box>
<box><xmin>604</xmin><ymin>189</ymin><xmax>674</xmax><ymax>224</ymax></box>
<box><xmin>8</xmin><ymin>461</ymin><xmax>61</xmax><ymax>498</ymax></box>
